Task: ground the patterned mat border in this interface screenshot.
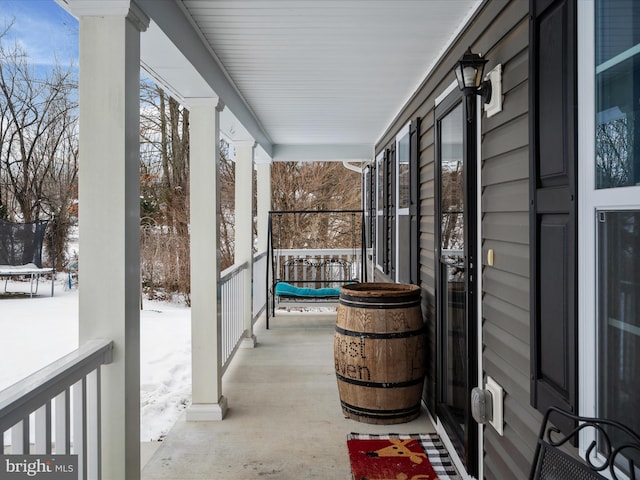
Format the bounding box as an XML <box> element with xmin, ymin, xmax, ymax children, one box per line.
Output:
<box><xmin>347</xmin><ymin>432</ymin><xmax>460</xmax><ymax>479</ymax></box>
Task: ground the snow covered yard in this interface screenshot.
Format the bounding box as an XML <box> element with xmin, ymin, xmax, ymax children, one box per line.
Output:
<box><xmin>0</xmin><ymin>279</ymin><xmax>192</xmax><ymax>443</ymax></box>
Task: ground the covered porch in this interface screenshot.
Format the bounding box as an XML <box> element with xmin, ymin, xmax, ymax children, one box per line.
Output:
<box><xmin>1</xmin><ymin>0</ymin><xmax>482</xmax><ymax>479</ymax></box>
<box><xmin>141</xmin><ymin>311</ymin><xmax>436</xmax><ymax>479</ymax></box>
<box><xmin>6</xmin><ymin>1</ymin><xmax>640</xmax><ymax>479</ymax></box>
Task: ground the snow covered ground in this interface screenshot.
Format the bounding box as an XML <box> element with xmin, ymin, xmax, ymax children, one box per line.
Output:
<box><xmin>0</xmin><ymin>279</ymin><xmax>192</xmax><ymax>443</ymax></box>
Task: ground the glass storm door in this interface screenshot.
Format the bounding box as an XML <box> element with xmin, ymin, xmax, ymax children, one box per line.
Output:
<box><xmin>435</xmin><ymin>95</ymin><xmax>478</xmax><ymax>476</ymax></box>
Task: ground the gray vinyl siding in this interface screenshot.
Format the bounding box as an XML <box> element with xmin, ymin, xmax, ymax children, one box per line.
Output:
<box><xmin>419</xmin><ymin>114</ymin><xmax>437</xmax><ymax>410</ymax></box>
<box><xmin>375</xmin><ymin>1</ymin><xmax>541</xmax><ymax>478</ymax></box>
<box><xmin>481</xmin><ymin>4</ymin><xmax>539</xmax><ymax>477</ymax></box>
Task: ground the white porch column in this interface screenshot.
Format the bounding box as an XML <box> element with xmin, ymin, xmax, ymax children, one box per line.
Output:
<box><xmin>186</xmin><ymin>97</ymin><xmax>227</xmax><ymax>421</ymax></box>
<box><xmin>74</xmin><ymin>1</ymin><xmax>148</xmax><ymax>478</ymax></box>
<box><xmin>256</xmin><ymin>162</ymin><xmax>272</xmax><ymax>253</ymax></box>
<box><xmin>234</xmin><ymin>141</ymin><xmax>257</xmax><ymax>347</ymax></box>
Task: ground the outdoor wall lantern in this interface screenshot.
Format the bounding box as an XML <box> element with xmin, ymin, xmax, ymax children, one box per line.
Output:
<box><xmin>454</xmin><ymin>48</ymin><xmax>502</xmax><ymax>121</ymax></box>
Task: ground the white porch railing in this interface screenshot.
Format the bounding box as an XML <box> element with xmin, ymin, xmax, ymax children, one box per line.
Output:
<box><xmin>220</xmin><ymin>250</ymin><xmax>268</xmax><ymax>374</ymax></box>
<box><xmin>0</xmin><ymin>252</ymin><xmax>268</xmax><ymax>478</ymax></box>
<box><xmin>0</xmin><ymin>339</ymin><xmax>113</xmax><ymax>479</ymax></box>
<box><xmin>220</xmin><ymin>261</ymin><xmax>247</xmax><ymax>374</ymax></box>
<box><xmin>252</xmin><ymin>251</ymin><xmax>268</xmax><ymax>324</ymax></box>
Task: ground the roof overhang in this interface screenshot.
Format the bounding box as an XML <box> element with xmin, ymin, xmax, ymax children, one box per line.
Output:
<box><xmin>62</xmin><ymin>0</ymin><xmax>482</xmax><ymax>163</ymax></box>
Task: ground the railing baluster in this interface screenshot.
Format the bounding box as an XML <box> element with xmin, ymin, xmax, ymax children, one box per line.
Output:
<box><xmin>34</xmin><ymin>405</ymin><xmax>45</xmax><ymax>453</ymax></box>
<box><xmin>54</xmin><ymin>389</ymin><xmax>70</xmax><ymax>454</ymax></box>
<box><xmin>231</xmin><ymin>272</ymin><xmax>236</xmax><ymax>349</ymax></box>
<box><xmin>72</xmin><ymin>378</ymin><xmax>85</xmax><ymax>480</ymax></box>
<box><xmin>24</xmin><ymin>416</ymin><xmax>30</xmax><ymax>453</ymax></box>
<box><xmin>0</xmin><ymin>340</ymin><xmax>112</xmax><ymax>479</ymax></box>
<box><xmin>237</xmin><ymin>269</ymin><xmax>243</xmax><ymax>339</ymax></box>
<box><xmin>220</xmin><ymin>261</ymin><xmax>253</xmax><ymax>374</ymax></box>
<box><xmin>34</xmin><ymin>402</ymin><xmax>51</xmax><ymax>454</ymax></box>
<box><xmin>46</xmin><ymin>401</ymin><xmax>52</xmax><ymax>454</ymax></box>
<box><xmin>10</xmin><ymin>421</ymin><xmax>24</xmax><ymax>453</ymax></box>
<box><xmin>222</xmin><ymin>283</ymin><xmax>227</xmax><ymax>362</ymax></box>
<box><xmin>242</xmin><ymin>268</ymin><xmax>246</xmax><ymax>333</ymax></box>
<box><xmin>241</xmin><ymin>268</ymin><xmax>246</xmax><ymax>334</ymax></box>
<box><xmin>227</xmin><ymin>278</ymin><xmax>232</xmax><ymax>360</ymax></box>
<box><xmin>253</xmin><ymin>252</ymin><xmax>267</xmax><ymax>323</ymax></box>
<box><xmin>86</xmin><ymin>369</ymin><xmax>99</xmax><ymax>480</ymax></box>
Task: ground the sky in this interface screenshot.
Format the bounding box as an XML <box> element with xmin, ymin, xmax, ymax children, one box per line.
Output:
<box><xmin>0</xmin><ymin>0</ymin><xmax>78</xmax><ymax>69</ymax></box>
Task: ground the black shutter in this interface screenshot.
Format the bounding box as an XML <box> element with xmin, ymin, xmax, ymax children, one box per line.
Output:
<box><xmin>409</xmin><ymin>118</ymin><xmax>421</xmax><ymax>286</ymax></box>
<box><xmin>529</xmin><ymin>0</ymin><xmax>578</xmax><ymax>431</ymax></box>
<box><xmin>363</xmin><ymin>166</ymin><xmax>373</xmax><ymax>250</ymax></box>
<box><xmin>381</xmin><ymin>149</ymin><xmax>389</xmax><ymax>274</ymax></box>
<box><xmin>368</xmin><ymin>165</ymin><xmax>375</xmax><ymax>249</ymax></box>
<box><xmin>387</xmin><ymin>143</ymin><xmax>396</xmax><ymax>279</ymax></box>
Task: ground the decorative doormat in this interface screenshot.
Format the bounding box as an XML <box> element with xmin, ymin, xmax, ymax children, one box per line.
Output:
<box><xmin>347</xmin><ymin>433</ymin><xmax>459</xmax><ymax>480</ymax></box>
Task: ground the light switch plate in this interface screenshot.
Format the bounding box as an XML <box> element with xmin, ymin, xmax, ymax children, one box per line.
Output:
<box><xmin>486</xmin><ymin>376</ymin><xmax>504</xmax><ymax>435</ymax></box>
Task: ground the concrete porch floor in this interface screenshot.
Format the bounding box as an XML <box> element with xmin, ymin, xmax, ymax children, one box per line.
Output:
<box><xmin>141</xmin><ymin>310</ymin><xmax>436</xmax><ymax>479</ymax></box>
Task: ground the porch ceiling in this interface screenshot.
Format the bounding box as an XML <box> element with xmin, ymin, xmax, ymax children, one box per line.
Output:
<box><xmin>142</xmin><ymin>0</ymin><xmax>481</xmax><ymax>161</ymax></box>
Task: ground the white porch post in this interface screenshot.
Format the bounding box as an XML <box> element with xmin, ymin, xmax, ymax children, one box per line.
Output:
<box><xmin>256</xmin><ymin>162</ymin><xmax>272</xmax><ymax>253</ymax></box>
<box><xmin>73</xmin><ymin>1</ymin><xmax>148</xmax><ymax>478</ymax></box>
<box><xmin>186</xmin><ymin>97</ymin><xmax>227</xmax><ymax>421</ymax></box>
<box><xmin>234</xmin><ymin>141</ymin><xmax>257</xmax><ymax>347</ymax></box>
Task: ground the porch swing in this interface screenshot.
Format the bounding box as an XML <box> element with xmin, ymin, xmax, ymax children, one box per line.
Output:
<box><xmin>266</xmin><ymin>209</ymin><xmax>366</xmax><ymax>328</ymax></box>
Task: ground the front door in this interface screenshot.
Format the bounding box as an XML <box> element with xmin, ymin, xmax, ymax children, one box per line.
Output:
<box><xmin>435</xmin><ymin>92</ymin><xmax>478</xmax><ymax>477</ymax></box>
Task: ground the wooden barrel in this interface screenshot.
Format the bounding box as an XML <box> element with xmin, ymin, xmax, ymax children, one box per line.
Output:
<box><xmin>334</xmin><ymin>282</ymin><xmax>425</xmax><ymax>424</ymax></box>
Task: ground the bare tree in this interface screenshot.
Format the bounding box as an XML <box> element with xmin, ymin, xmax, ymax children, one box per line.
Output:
<box><xmin>0</xmin><ymin>29</ymin><xmax>78</xmax><ymax>267</ymax></box>
<box><xmin>139</xmin><ymin>78</ymin><xmax>246</xmax><ymax>301</ymax></box>
<box><xmin>218</xmin><ymin>140</ymin><xmax>235</xmax><ymax>269</ymax></box>
<box><xmin>440</xmin><ymin>161</ymin><xmax>463</xmax><ymax>250</ymax></box>
<box><xmin>596</xmin><ymin>117</ymin><xmax>632</xmax><ymax>188</ymax></box>
<box><xmin>139</xmin><ymin>80</ymin><xmax>191</xmax><ymax>300</ymax></box>
<box><xmin>270</xmin><ymin>161</ymin><xmax>362</xmax><ymax>250</ymax></box>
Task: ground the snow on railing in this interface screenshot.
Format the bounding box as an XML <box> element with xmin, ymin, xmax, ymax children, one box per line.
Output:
<box><xmin>0</xmin><ymin>339</ymin><xmax>113</xmax><ymax>479</ymax></box>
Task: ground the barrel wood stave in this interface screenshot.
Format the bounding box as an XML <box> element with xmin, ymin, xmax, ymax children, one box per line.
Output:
<box><xmin>334</xmin><ymin>283</ymin><xmax>425</xmax><ymax>424</ymax></box>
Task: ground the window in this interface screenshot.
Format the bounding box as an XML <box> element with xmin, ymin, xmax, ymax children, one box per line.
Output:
<box><xmin>363</xmin><ymin>165</ymin><xmax>375</xmax><ymax>252</ymax></box>
<box><xmin>439</xmin><ymin>108</ymin><xmax>464</xmax><ymax>253</ymax></box>
<box><xmin>579</xmin><ymin>0</ymin><xmax>640</xmax><ymax>470</ymax></box>
<box><xmin>595</xmin><ymin>0</ymin><xmax>640</xmax><ymax>188</ymax></box>
<box><xmin>593</xmin><ymin>0</ymin><xmax>640</xmax><ymax>458</ymax></box>
<box><xmin>597</xmin><ymin>212</ymin><xmax>640</xmax><ymax>442</ymax></box>
<box><xmin>373</xmin><ymin>120</ymin><xmax>420</xmax><ymax>282</ymax></box>
<box><xmin>375</xmin><ymin>152</ymin><xmax>385</xmax><ymax>271</ymax></box>
<box><xmin>396</xmin><ymin>123</ymin><xmax>411</xmax><ymax>282</ymax></box>
<box><xmin>375</xmin><ymin>146</ymin><xmax>395</xmax><ymax>277</ymax></box>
